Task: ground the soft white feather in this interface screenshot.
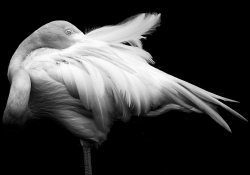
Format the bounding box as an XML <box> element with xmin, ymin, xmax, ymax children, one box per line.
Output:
<box><xmin>68</xmin><ymin>63</ymin><xmax>92</xmax><ymax>110</ymax></box>
<box><xmin>60</xmin><ymin>63</ymin><xmax>79</xmax><ymax>99</ymax></box>
<box><xmin>22</xmin><ymin>13</ymin><xmax>246</xmax><ymax>135</ymax></box>
<box><xmin>86</xmin><ymin>13</ymin><xmax>161</xmax><ymax>48</ymax></box>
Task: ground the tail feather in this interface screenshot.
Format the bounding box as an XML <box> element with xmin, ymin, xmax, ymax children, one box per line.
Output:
<box><xmin>165</xmin><ymin>80</ymin><xmax>232</xmax><ymax>131</ymax></box>
<box><xmin>145</xmin><ymin>72</ymin><xmax>247</xmax><ymax>131</ymax></box>
<box><xmin>146</xmin><ymin>104</ymin><xmax>202</xmax><ymax>117</ymax></box>
<box><xmin>167</xmin><ymin>74</ymin><xmax>239</xmax><ymax>103</ymax></box>
<box><xmin>171</xmin><ymin>75</ymin><xmax>247</xmax><ymax>121</ymax></box>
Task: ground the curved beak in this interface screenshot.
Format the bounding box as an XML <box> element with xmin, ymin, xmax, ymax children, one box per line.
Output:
<box><xmin>72</xmin><ymin>32</ymin><xmax>87</xmax><ymax>43</ymax></box>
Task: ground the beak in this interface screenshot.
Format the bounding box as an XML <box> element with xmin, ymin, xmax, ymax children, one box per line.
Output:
<box><xmin>72</xmin><ymin>32</ymin><xmax>87</xmax><ymax>43</ymax></box>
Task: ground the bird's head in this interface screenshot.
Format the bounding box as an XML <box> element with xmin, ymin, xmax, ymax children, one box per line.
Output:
<box><xmin>34</xmin><ymin>20</ymin><xmax>84</xmax><ymax>49</ymax></box>
<box><xmin>3</xmin><ymin>21</ymin><xmax>85</xmax><ymax>130</ymax></box>
<box><xmin>8</xmin><ymin>21</ymin><xmax>85</xmax><ymax>78</ymax></box>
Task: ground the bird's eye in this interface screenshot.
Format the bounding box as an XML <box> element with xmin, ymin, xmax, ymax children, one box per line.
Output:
<box><xmin>65</xmin><ymin>29</ymin><xmax>73</xmax><ymax>35</ymax></box>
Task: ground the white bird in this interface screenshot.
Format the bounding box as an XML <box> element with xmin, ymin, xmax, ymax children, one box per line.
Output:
<box><xmin>3</xmin><ymin>13</ymin><xmax>247</xmax><ymax>175</ymax></box>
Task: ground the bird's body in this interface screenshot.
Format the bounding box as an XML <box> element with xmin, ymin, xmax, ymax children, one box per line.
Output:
<box><xmin>24</xmin><ymin>45</ymin><xmax>107</xmax><ymax>143</ymax></box>
<box><xmin>3</xmin><ymin>13</ymin><xmax>247</xmax><ymax>174</ymax></box>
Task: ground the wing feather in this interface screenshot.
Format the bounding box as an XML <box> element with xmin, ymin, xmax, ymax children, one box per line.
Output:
<box><xmin>27</xmin><ymin>13</ymin><xmax>245</xmax><ymax>133</ymax></box>
<box><xmin>68</xmin><ymin>64</ymin><xmax>92</xmax><ymax>110</ymax></box>
<box><xmin>86</xmin><ymin>13</ymin><xmax>161</xmax><ymax>48</ymax></box>
<box><xmin>60</xmin><ymin>61</ymin><xmax>111</xmax><ymax>133</ymax></box>
<box><xmin>60</xmin><ymin>63</ymin><xmax>79</xmax><ymax>99</ymax></box>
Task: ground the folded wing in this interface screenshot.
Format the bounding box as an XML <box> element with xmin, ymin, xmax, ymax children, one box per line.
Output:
<box><xmin>25</xmin><ymin>13</ymin><xmax>246</xmax><ymax>133</ymax></box>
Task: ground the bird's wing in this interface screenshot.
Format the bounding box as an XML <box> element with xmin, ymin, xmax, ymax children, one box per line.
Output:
<box><xmin>32</xmin><ymin>37</ymin><xmax>245</xmax><ymax>134</ymax></box>
<box><xmin>25</xmin><ymin>13</ymin><xmax>246</xmax><ymax>133</ymax></box>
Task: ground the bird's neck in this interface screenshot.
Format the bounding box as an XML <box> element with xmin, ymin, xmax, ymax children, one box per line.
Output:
<box><xmin>8</xmin><ymin>33</ymin><xmax>42</xmax><ymax>81</ymax></box>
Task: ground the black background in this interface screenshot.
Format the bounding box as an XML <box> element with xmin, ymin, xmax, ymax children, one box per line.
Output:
<box><xmin>1</xmin><ymin>2</ymin><xmax>249</xmax><ymax>175</ymax></box>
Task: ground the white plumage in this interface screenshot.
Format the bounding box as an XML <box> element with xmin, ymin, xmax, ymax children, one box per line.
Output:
<box><xmin>3</xmin><ymin>13</ymin><xmax>247</xmax><ymax>175</ymax></box>
<box><xmin>15</xmin><ymin>13</ymin><xmax>245</xmax><ymax>145</ymax></box>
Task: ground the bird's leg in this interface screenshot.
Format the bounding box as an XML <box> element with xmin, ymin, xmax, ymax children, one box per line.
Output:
<box><xmin>80</xmin><ymin>139</ymin><xmax>93</xmax><ymax>175</ymax></box>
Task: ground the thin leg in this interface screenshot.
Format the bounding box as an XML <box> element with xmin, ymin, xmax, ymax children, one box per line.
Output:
<box><xmin>80</xmin><ymin>139</ymin><xmax>92</xmax><ymax>175</ymax></box>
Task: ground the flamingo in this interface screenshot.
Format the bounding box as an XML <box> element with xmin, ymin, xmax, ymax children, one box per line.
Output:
<box><xmin>2</xmin><ymin>13</ymin><xmax>247</xmax><ymax>174</ymax></box>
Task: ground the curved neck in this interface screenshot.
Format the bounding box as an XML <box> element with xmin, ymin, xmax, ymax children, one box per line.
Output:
<box><xmin>8</xmin><ymin>32</ymin><xmax>41</xmax><ymax>81</ymax></box>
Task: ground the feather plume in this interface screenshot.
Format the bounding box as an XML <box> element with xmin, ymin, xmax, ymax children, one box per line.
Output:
<box><xmin>86</xmin><ymin>13</ymin><xmax>161</xmax><ymax>48</ymax></box>
<box><xmin>22</xmin><ymin>13</ymin><xmax>246</xmax><ymax>134</ymax></box>
<box><xmin>60</xmin><ymin>63</ymin><xmax>79</xmax><ymax>99</ymax></box>
<box><xmin>60</xmin><ymin>34</ymin><xmax>247</xmax><ymax>132</ymax></box>
<box><xmin>59</xmin><ymin>61</ymin><xmax>111</xmax><ymax>133</ymax></box>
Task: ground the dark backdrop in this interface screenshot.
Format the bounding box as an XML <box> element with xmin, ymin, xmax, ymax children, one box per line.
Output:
<box><xmin>1</xmin><ymin>2</ymin><xmax>249</xmax><ymax>175</ymax></box>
